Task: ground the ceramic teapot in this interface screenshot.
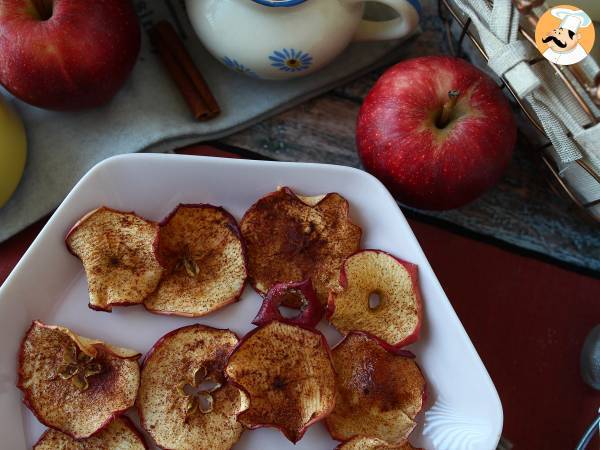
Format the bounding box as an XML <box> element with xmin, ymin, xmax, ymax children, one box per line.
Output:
<box><xmin>186</xmin><ymin>0</ymin><xmax>420</xmax><ymax>80</ymax></box>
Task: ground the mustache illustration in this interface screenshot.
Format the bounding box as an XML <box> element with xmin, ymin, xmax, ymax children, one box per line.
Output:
<box><xmin>542</xmin><ymin>35</ymin><xmax>567</xmax><ymax>48</ymax></box>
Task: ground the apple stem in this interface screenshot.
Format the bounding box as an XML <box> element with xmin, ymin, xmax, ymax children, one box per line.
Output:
<box><xmin>31</xmin><ymin>0</ymin><xmax>53</xmax><ymax>20</ymax></box>
<box><xmin>437</xmin><ymin>90</ymin><xmax>460</xmax><ymax>128</ymax></box>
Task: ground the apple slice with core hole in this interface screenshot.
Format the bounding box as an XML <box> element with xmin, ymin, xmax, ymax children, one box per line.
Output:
<box><xmin>225</xmin><ymin>321</ymin><xmax>336</xmax><ymax>443</ymax></box>
<box><xmin>137</xmin><ymin>324</ymin><xmax>247</xmax><ymax>450</ymax></box>
<box><xmin>66</xmin><ymin>207</ymin><xmax>163</xmax><ymax>312</ymax></box>
<box><xmin>252</xmin><ymin>279</ymin><xmax>323</xmax><ymax>328</ymax></box>
<box><xmin>240</xmin><ymin>187</ymin><xmax>361</xmax><ymax>306</ymax></box>
<box><xmin>18</xmin><ymin>321</ymin><xmax>141</xmax><ymax>439</ymax></box>
<box><xmin>33</xmin><ymin>416</ymin><xmax>148</xmax><ymax>449</ymax></box>
<box><xmin>327</xmin><ymin>250</ymin><xmax>422</xmax><ymax>351</ymax></box>
<box><xmin>144</xmin><ymin>204</ymin><xmax>247</xmax><ymax>317</ymax></box>
<box><xmin>325</xmin><ymin>333</ymin><xmax>426</xmax><ymax>443</ymax></box>
<box><xmin>337</xmin><ymin>436</ymin><xmax>421</xmax><ymax>449</ymax></box>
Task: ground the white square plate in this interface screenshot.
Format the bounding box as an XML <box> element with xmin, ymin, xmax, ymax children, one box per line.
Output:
<box><xmin>0</xmin><ymin>154</ymin><xmax>502</xmax><ymax>449</ymax></box>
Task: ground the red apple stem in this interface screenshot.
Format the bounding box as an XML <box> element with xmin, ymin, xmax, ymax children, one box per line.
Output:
<box><xmin>31</xmin><ymin>0</ymin><xmax>53</xmax><ymax>20</ymax></box>
<box><xmin>437</xmin><ymin>90</ymin><xmax>460</xmax><ymax>128</ymax></box>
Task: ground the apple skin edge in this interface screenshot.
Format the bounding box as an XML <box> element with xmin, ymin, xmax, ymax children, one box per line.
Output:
<box><xmin>224</xmin><ymin>321</ymin><xmax>336</xmax><ymax>444</ymax></box>
<box><xmin>17</xmin><ymin>321</ymin><xmax>142</xmax><ymax>440</ymax></box>
<box><xmin>357</xmin><ymin>55</ymin><xmax>517</xmax><ymax>210</ymax></box>
<box><xmin>252</xmin><ymin>279</ymin><xmax>324</xmax><ymax>328</ymax></box>
<box><xmin>327</xmin><ymin>249</ymin><xmax>423</xmax><ymax>354</ymax></box>
<box><xmin>0</xmin><ymin>0</ymin><xmax>141</xmax><ymax>110</ymax></box>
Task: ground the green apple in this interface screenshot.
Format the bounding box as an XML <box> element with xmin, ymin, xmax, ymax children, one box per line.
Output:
<box><xmin>0</xmin><ymin>96</ymin><xmax>27</xmax><ymax>208</ymax></box>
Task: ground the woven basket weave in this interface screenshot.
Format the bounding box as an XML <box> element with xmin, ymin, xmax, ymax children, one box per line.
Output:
<box><xmin>440</xmin><ymin>0</ymin><xmax>600</xmax><ymax>222</ymax></box>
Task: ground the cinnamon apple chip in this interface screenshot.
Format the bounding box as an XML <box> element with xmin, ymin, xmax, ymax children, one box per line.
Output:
<box><xmin>18</xmin><ymin>321</ymin><xmax>141</xmax><ymax>439</ymax></box>
<box><xmin>241</xmin><ymin>187</ymin><xmax>361</xmax><ymax>306</ymax></box>
<box><xmin>338</xmin><ymin>436</ymin><xmax>420</xmax><ymax>450</ymax></box>
<box><xmin>144</xmin><ymin>204</ymin><xmax>247</xmax><ymax>317</ymax></box>
<box><xmin>137</xmin><ymin>325</ymin><xmax>247</xmax><ymax>450</ymax></box>
<box><xmin>225</xmin><ymin>321</ymin><xmax>336</xmax><ymax>443</ymax></box>
<box><xmin>66</xmin><ymin>207</ymin><xmax>163</xmax><ymax>312</ymax></box>
<box><xmin>33</xmin><ymin>416</ymin><xmax>148</xmax><ymax>449</ymax></box>
<box><xmin>325</xmin><ymin>333</ymin><xmax>426</xmax><ymax>444</ymax></box>
<box><xmin>328</xmin><ymin>250</ymin><xmax>422</xmax><ymax>350</ymax></box>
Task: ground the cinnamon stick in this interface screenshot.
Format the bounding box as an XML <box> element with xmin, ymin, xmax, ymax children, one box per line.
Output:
<box><xmin>150</xmin><ymin>20</ymin><xmax>220</xmax><ymax>121</ymax></box>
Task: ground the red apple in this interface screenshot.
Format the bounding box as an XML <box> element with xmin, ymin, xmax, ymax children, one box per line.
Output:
<box><xmin>0</xmin><ymin>0</ymin><xmax>140</xmax><ymax>110</ymax></box>
<box><xmin>357</xmin><ymin>56</ymin><xmax>516</xmax><ymax>210</ymax></box>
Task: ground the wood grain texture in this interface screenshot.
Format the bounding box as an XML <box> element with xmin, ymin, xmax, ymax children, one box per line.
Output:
<box><xmin>221</xmin><ymin>1</ymin><xmax>600</xmax><ymax>272</ymax></box>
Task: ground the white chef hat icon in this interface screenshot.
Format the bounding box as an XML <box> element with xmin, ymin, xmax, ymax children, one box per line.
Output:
<box><xmin>551</xmin><ymin>7</ymin><xmax>592</xmax><ymax>33</ymax></box>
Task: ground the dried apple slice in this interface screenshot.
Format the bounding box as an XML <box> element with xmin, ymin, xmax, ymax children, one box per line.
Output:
<box><xmin>325</xmin><ymin>333</ymin><xmax>426</xmax><ymax>443</ymax></box>
<box><xmin>144</xmin><ymin>204</ymin><xmax>247</xmax><ymax>317</ymax></box>
<box><xmin>225</xmin><ymin>321</ymin><xmax>336</xmax><ymax>443</ymax></box>
<box><xmin>137</xmin><ymin>324</ymin><xmax>247</xmax><ymax>450</ymax></box>
<box><xmin>241</xmin><ymin>187</ymin><xmax>361</xmax><ymax>306</ymax></box>
<box><xmin>18</xmin><ymin>321</ymin><xmax>141</xmax><ymax>439</ymax></box>
<box><xmin>66</xmin><ymin>207</ymin><xmax>163</xmax><ymax>312</ymax></box>
<box><xmin>252</xmin><ymin>279</ymin><xmax>323</xmax><ymax>328</ymax></box>
<box><xmin>337</xmin><ymin>436</ymin><xmax>420</xmax><ymax>450</ymax></box>
<box><xmin>327</xmin><ymin>250</ymin><xmax>422</xmax><ymax>350</ymax></box>
<box><xmin>33</xmin><ymin>416</ymin><xmax>148</xmax><ymax>449</ymax></box>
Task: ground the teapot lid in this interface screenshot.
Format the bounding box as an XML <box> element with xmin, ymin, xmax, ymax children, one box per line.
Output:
<box><xmin>251</xmin><ymin>0</ymin><xmax>307</xmax><ymax>6</ymax></box>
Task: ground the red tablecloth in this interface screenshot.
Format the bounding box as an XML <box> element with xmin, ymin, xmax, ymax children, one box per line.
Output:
<box><xmin>2</xmin><ymin>147</ymin><xmax>599</xmax><ymax>450</ymax></box>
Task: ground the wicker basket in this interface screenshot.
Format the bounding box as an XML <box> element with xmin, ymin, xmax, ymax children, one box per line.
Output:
<box><xmin>439</xmin><ymin>0</ymin><xmax>600</xmax><ymax>223</ymax></box>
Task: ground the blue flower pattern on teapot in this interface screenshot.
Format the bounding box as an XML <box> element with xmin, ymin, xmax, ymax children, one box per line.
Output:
<box><xmin>222</xmin><ymin>57</ymin><xmax>258</xmax><ymax>77</ymax></box>
<box><xmin>269</xmin><ymin>49</ymin><xmax>313</xmax><ymax>73</ymax></box>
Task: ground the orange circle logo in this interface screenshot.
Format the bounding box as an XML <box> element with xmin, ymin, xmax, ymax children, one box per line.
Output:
<box><xmin>535</xmin><ymin>5</ymin><xmax>595</xmax><ymax>65</ymax></box>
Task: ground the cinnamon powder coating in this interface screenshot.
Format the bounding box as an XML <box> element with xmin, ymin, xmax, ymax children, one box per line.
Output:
<box><xmin>66</xmin><ymin>207</ymin><xmax>163</xmax><ymax>312</ymax></box>
<box><xmin>137</xmin><ymin>325</ymin><xmax>246</xmax><ymax>450</ymax></box>
<box><xmin>325</xmin><ymin>333</ymin><xmax>426</xmax><ymax>443</ymax></box>
<box><xmin>225</xmin><ymin>321</ymin><xmax>336</xmax><ymax>443</ymax></box>
<box><xmin>144</xmin><ymin>204</ymin><xmax>247</xmax><ymax>317</ymax></box>
<box><xmin>240</xmin><ymin>188</ymin><xmax>361</xmax><ymax>306</ymax></box>
<box><xmin>18</xmin><ymin>322</ymin><xmax>140</xmax><ymax>439</ymax></box>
